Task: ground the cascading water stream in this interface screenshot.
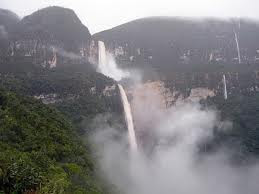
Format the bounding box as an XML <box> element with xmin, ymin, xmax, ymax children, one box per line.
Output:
<box><xmin>234</xmin><ymin>31</ymin><xmax>241</xmax><ymax>64</ymax></box>
<box><xmin>223</xmin><ymin>74</ymin><xmax>228</xmax><ymax>100</ymax></box>
<box><xmin>97</xmin><ymin>40</ymin><xmax>137</xmax><ymax>151</ymax></box>
<box><xmin>98</xmin><ymin>41</ymin><xmax>107</xmax><ymax>72</ymax></box>
<box><xmin>98</xmin><ymin>40</ymin><xmax>129</xmax><ymax>81</ymax></box>
<box><xmin>118</xmin><ymin>84</ymin><xmax>138</xmax><ymax>151</ymax></box>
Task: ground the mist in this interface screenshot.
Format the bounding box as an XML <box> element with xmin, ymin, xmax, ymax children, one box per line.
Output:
<box><xmin>92</xmin><ymin>84</ymin><xmax>259</xmax><ymax>194</ymax></box>
<box><xmin>97</xmin><ymin>41</ymin><xmax>130</xmax><ymax>81</ymax></box>
<box><xmin>100</xmin><ymin>53</ymin><xmax>130</xmax><ymax>81</ymax></box>
<box><xmin>3</xmin><ymin>0</ymin><xmax>259</xmax><ymax>33</ymax></box>
<box><xmin>89</xmin><ymin>30</ymin><xmax>259</xmax><ymax>194</ymax></box>
<box><xmin>52</xmin><ymin>46</ymin><xmax>83</xmax><ymax>60</ymax></box>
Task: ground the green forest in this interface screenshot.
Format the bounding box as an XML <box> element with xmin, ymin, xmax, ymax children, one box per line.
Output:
<box><xmin>0</xmin><ymin>88</ymin><xmax>107</xmax><ymax>193</ymax></box>
<box><xmin>201</xmin><ymin>93</ymin><xmax>259</xmax><ymax>161</ymax></box>
<box><xmin>0</xmin><ymin>62</ymin><xmax>121</xmax><ymax>194</ymax></box>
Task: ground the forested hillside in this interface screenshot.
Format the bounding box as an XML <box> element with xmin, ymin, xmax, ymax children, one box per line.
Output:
<box><xmin>0</xmin><ymin>62</ymin><xmax>122</xmax><ymax>134</ymax></box>
<box><xmin>0</xmin><ymin>88</ymin><xmax>107</xmax><ymax>193</ymax></box>
<box><xmin>201</xmin><ymin>93</ymin><xmax>259</xmax><ymax>160</ymax></box>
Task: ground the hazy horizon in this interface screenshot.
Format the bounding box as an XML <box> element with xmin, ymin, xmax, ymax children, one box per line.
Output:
<box><xmin>1</xmin><ymin>0</ymin><xmax>259</xmax><ymax>33</ymax></box>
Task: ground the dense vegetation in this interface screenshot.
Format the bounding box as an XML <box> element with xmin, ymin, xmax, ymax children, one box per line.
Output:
<box><xmin>0</xmin><ymin>60</ymin><xmax>124</xmax><ymax>193</ymax></box>
<box><xmin>202</xmin><ymin>93</ymin><xmax>259</xmax><ymax>161</ymax></box>
<box><xmin>0</xmin><ymin>88</ymin><xmax>108</xmax><ymax>193</ymax></box>
<box><xmin>0</xmin><ymin>62</ymin><xmax>122</xmax><ymax>132</ymax></box>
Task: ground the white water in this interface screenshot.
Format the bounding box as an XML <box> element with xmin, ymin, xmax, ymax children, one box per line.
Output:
<box><xmin>234</xmin><ymin>31</ymin><xmax>241</xmax><ymax>64</ymax></box>
<box><xmin>49</xmin><ymin>52</ymin><xmax>57</xmax><ymax>68</ymax></box>
<box><xmin>98</xmin><ymin>40</ymin><xmax>129</xmax><ymax>81</ymax></box>
<box><xmin>223</xmin><ymin>74</ymin><xmax>228</xmax><ymax>100</ymax></box>
<box><xmin>98</xmin><ymin>41</ymin><xmax>107</xmax><ymax>69</ymax></box>
<box><xmin>118</xmin><ymin>84</ymin><xmax>138</xmax><ymax>151</ymax></box>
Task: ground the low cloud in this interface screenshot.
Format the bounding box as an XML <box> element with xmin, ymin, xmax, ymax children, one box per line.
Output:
<box><xmin>92</xmin><ymin>100</ymin><xmax>259</xmax><ymax>194</ymax></box>
<box><xmin>91</xmin><ymin>37</ymin><xmax>259</xmax><ymax>194</ymax></box>
<box><xmin>97</xmin><ymin>52</ymin><xmax>130</xmax><ymax>81</ymax></box>
<box><xmin>53</xmin><ymin>46</ymin><xmax>83</xmax><ymax>60</ymax></box>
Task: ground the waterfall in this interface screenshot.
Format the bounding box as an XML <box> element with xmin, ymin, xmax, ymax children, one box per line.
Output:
<box><xmin>98</xmin><ymin>41</ymin><xmax>135</xmax><ymax>148</ymax></box>
<box><xmin>98</xmin><ymin>41</ymin><xmax>107</xmax><ymax>71</ymax></box>
<box><xmin>97</xmin><ymin>40</ymin><xmax>129</xmax><ymax>81</ymax></box>
<box><xmin>118</xmin><ymin>84</ymin><xmax>138</xmax><ymax>151</ymax></box>
<box><xmin>234</xmin><ymin>31</ymin><xmax>241</xmax><ymax>64</ymax></box>
<box><xmin>49</xmin><ymin>52</ymin><xmax>57</xmax><ymax>68</ymax></box>
<box><xmin>223</xmin><ymin>74</ymin><xmax>228</xmax><ymax>100</ymax></box>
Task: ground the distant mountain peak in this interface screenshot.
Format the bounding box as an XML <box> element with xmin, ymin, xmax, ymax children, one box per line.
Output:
<box><xmin>16</xmin><ymin>6</ymin><xmax>91</xmax><ymax>51</ymax></box>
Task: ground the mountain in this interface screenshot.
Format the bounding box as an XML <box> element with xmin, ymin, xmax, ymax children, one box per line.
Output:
<box><xmin>0</xmin><ymin>9</ymin><xmax>20</xmax><ymax>56</ymax></box>
<box><xmin>94</xmin><ymin>17</ymin><xmax>259</xmax><ymax>69</ymax></box>
<box><xmin>15</xmin><ymin>6</ymin><xmax>91</xmax><ymax>51</ymax></box>
<box><xmin>0</xmin><ymin>8</ymin><xmax>19</xmax><ymax>35</ymax></box>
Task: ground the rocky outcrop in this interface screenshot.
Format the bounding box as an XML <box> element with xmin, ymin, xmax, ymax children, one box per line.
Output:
<box><xmin>0</xmin><ymin>9</ymin><xmax>20</xmax><ymax>59</ymax></box>
<box><xmin>127</xmin><ymin>70</ymin><xmax>258</xmax><ymax>110</ymax></box>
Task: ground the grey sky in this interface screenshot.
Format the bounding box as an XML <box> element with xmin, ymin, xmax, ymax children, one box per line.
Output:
<box><xmin>1</xmin><ymin>0</ymin><xmax>259</xmax><ymax>34</ymax></box>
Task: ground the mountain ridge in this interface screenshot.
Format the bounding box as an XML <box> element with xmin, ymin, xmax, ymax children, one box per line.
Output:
<box><xmin>93</xmin><ymin>16</ymin><xmax>259</xmax><ymax>69</ymax></box>
<box><xmin>15</xmin><ymin>6</ymin><xmax>91</xmax><ymax>51</ymax></box>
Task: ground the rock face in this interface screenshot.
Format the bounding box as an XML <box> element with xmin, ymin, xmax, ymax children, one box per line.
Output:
<box><xmin>129</xmin><ymin>81</ymin><xmax>178</xmax><ymax>109</ymax></box>
<box><xmin>0</xmin><ymin>8</ymin><xmax>19</xmax><ymax>34</ymax></box>
<box><xmin>94</xmin><ymin>17</ymin><xmax>259</xmax><ymax>68</ymax></box>
<box><xmin>188</xmin><ymin>88</ymin><xmax>215</xmax><ymax>101</ymax></box>
<box><xmin>0</xmin><ymin>9</ymin><xmax>20</xmax><ymax>57</ymax></box>
<box><xmin>127</xmin><ymin>70</ymin><xmax>258</xmax><ymax>111</ymax></box>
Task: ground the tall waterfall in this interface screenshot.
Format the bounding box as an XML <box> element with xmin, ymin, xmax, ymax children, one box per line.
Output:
<box><xmin>118</xmin><ymin>84</ymin><xmax>138</xmax><ymax>151</ymax></box>
<box><xmin>234</xmin><ymin>31</ymin><xmax>241</xmax><ymax>64</ymax></box>
<box><xmin>97</xmin><ymin>41</ymin><xmax>135</xmax><ymax>149</ymax></box>
<box><xmin>223</xmin><ymin>74</ymin><xmax>228</xmax><ymax>100</ymax></box>
<box><xmin>98</xmin><ymin>41</ymin><xmax>107</xmax><ymax>71</ymax></box>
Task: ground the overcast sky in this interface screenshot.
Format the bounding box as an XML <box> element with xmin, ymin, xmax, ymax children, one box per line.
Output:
<box><xmin>1</xmin><ymin>0</ymin><xmax>259</xmax><ymax>34</ymax></box>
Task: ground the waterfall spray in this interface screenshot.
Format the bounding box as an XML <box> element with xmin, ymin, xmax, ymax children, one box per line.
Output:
<box><xmin>223</xmin><ymin>74</ymin><xmax>228</xmax><ymax>100</ymax></box>
<box><xmin>118</xmin><ymin>84</ymin><xmax>138</xmax><ymax>151</ymax></box>
<box><xmin>49</xmin><ymin>49</ymin><xmax>57</xmax><ymax>68</ymax></box>
<box><xmin>97</xmin><ymin>41</ymin><xmax>136</xmax><ymax>149</ymax></box>
<box><xmin>97</xmin><ymin>40</ymin><xmax>129</xmax><ymax>81</ymax></box>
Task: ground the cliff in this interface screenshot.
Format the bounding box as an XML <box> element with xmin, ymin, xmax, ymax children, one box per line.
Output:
<box><xmin>94</xmin><ymin>17</ymin><xmax>259</xmax><ymax>69</ymax></box>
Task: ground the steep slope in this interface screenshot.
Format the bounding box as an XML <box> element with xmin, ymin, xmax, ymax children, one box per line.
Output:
<box><xmin>0</xmin><ymin>9</ymin><xmax>20</xmax><ymax>57</ymax></box>
<box><xmin>0</xmin><ymin>62</ymin><xmax>122</xmax><ymax>134</ymax></box>
<box><xmin>15</xmin><ymin>6</ymin><xmax>91</xmax><ymax>51</ymax></box>
<box><xmin>94</xmin><ymin>17</ymin><xmax>259</xmax><ymax>68</ymax></box>
<box><xmin>202</xmin><ymin>93</ymin><xmax>259</xmax><ymax>158</ymax></box>
<box><xmin>0</xmin><ymin>88</ymin><xmax>106</xmax><ymax>193</ymax></box>
<box><xmin>0</xmin><ymin>8</ymin><xmax>19</xmax><ymax>36</ymax></box>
